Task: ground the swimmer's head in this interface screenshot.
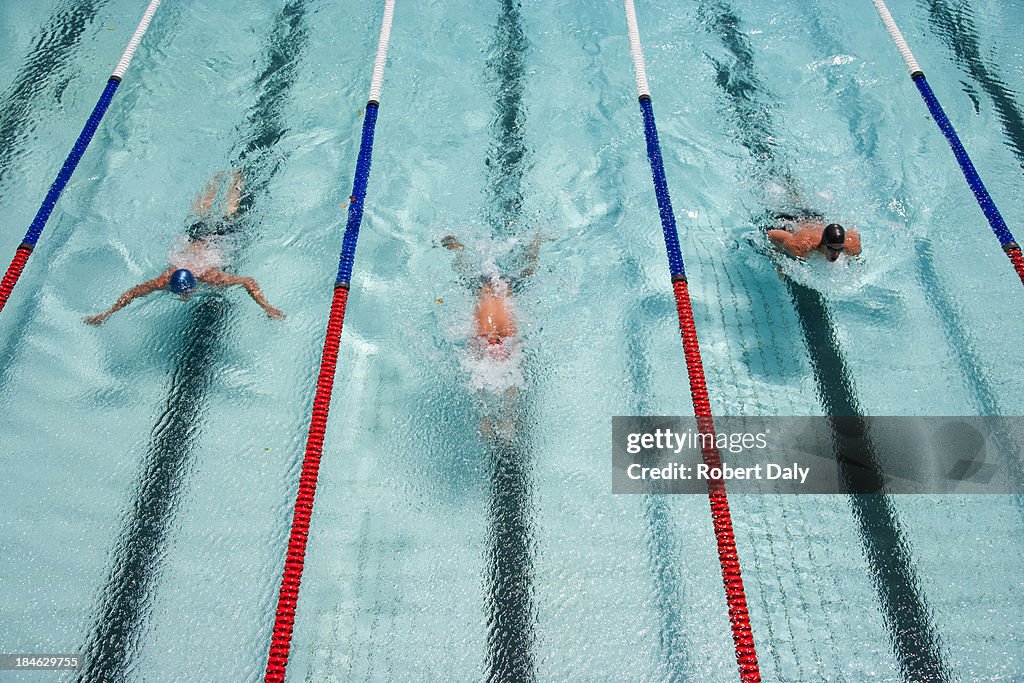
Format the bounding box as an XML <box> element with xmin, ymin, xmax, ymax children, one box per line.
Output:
<box><xmin>822</xmin><ymin>223</ymin><xmax>846</xmax><ymax>261</ymax></box>
<box><xmin>167</xmin><ymin>268</ymin><xmax>196</xmax><ymax>298</ymax></box>
<box><xmin>483</xmin><ymin>335</ymin><xmax>512</xmax><ymax>360</ymax></box>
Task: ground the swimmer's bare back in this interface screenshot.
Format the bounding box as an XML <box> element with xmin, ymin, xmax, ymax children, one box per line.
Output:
<box><xmin>475</xmin><ymin>285</ymin><xmax>516</xmax><ymax>342</ymax></box>
<box><xmin>84</xmin><ymin>266</ymin><xmax>285</xmax><ymax>325</ymax></box>
<box><xmin>767</xmin><ymin>228</ymin><xmax>821</xmax><ymax>259</ymax></box>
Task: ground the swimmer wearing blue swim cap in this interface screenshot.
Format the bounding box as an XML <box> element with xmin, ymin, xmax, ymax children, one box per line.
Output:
<box><xmin>85</xmin><ymin>251</ymin><xmax>285</xmax><ymax>325</ymax></box>
<box><xmin>84</xmin><ymin>170</ymin><xmax>286</xmax><ymax>326</ymax></box>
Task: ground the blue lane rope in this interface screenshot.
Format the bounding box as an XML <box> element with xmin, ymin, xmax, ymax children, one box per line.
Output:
<box><xmin>22</xmin><ymin>78</ymin><xmax>120</xmax><ymax>247</ymax></box>
<box><xmin>266</xmin><ymin>4</ymin><xmax>395</xmax><ymax>678</ymax></box>
<box><xmin>913</xmin><ymin>74</ymin><xmax>1017</xmax><ymax>248</ymax></box>
<box><xmin>0</xmin><ymin>0</ymin><xmax>161</xmax><ymax>317</ymax></box>
<box><xmin>336</xmin><ymin>101</ymin><xmax>380</xmax><ymax>287</ymax></box>
<box><xmin>871</xmin><ymin>0</ymin><xmax>1022</xmax><ymax>283</ymax></box>
<box><xmin>639</xmin><ymin>97</ymin><xmax>686</xmax><ymax>279</ymax></box>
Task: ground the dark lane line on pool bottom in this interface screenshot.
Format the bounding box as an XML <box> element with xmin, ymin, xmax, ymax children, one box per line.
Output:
<box><xmin>0</xmin><ymin>0</ymin><xmax>112</xmax><ymax>193</ymax></box>
<box><xmin>484</xmin><ymin>0</ymin><xmax>530</xmax><ymax>244</ymax></box>
<box><xmin>695</xmin><ymin>2</ymin><xmax>951</xmax><ymax>680</ymax></box>
<box><xmin>920</xmin><ymin>0</ymin><xmax>1024</xmax><ymax>173</ymax></box>
<box><xmin>783</xmin><ymin>279</ymin><xmax>952</xmax><ymax>682</ymax></box>
<box><xmin>484</xmin><ymin>426</ymin><xmax>537</xmax><ymax>683</ymax></box>
<box><xmin>76</xmin><ymin>2</ymin><xmax>311</xmax><ymax>680</ymax></box>
<box><xmin>482</xmin><ymin>1</ymin><xmax>537</xmax><ymax>680</ymax></box>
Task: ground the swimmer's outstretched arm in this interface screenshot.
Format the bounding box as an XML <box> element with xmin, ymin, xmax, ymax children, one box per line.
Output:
<box><xmin>84</xmin><ymin>269</ymin><xmax>173</xmax><ymax>325</ymax></box>
<box><xmin>202</xmin><ymin>270</ymin><xmax>285</xmax><ymax>319</ymax></box>
<box><xmin>441</xmin><ymin>235</ymin><xmax>480</xmax><ymax>290</ymax></box>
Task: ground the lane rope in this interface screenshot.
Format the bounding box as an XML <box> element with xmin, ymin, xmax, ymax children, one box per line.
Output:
<box><xmin>623</xmin><ymin>2</ymin><xmax>761</xmax><ymax>681</ymax></box>
<box><xmin>263</xmin><ymin>2</ymin><xmax>395</xmax><ymax>681</ymax></box>
<box><xmin>0</xmin><ymin>0</ymin><xmax>162</xmax><ymax>317</ymax></box>
<box><xmin>871</xmin><ymin>0</ymin><xmax>1024</xmax><ymax>286</ymax></box>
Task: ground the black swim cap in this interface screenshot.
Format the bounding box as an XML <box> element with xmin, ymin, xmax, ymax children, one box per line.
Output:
<box><xmin>822</xmin><ymin>223</ymin><xmax>846</xmax><ymax>246</ymax></box>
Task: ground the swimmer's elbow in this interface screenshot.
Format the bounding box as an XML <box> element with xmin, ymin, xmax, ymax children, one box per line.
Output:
<box><xmin>227</xmin><ymin>276</ymin><xmax>255</xmax><ymax>289</ymax></box>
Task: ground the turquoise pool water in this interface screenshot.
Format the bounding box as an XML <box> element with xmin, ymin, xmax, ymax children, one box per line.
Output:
<box><xmin>1</xmin><ymin>0</ymin><xmax>1023</xmax><ymax>680</ymax></box>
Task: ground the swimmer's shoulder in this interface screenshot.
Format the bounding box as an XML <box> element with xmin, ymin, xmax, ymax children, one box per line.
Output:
<box><xmin>197</xmin><ymin>268</ymin><xmax>235</xmax><ymax>286</ymax></box>
<box><xmin>845</xmin><ymin>229</ymin><xmax>862</xmax><ymax>255</ymax></box>
<box><xmin>788</xmin><ymin>229</ymin><xmax>820</xmax><ymax>258</ymax></box>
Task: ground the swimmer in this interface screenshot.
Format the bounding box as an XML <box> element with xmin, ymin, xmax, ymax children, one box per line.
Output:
<box><xmin>441</xmin><ymin>233</ymin><xmax>546</xmax><ymax>354</ymax></box>
<box><xmin>475</xmin><ymin>281</ymin><xmax>518</xmax><ymax>358</ymax></box>
<box><xmin>84</xmin><ymin>170</ymin><xmax>285</xmax><ymax>325</ymax></box>
<box><xmin>442</xmin><ymin>233</ymin><xmax>546</xmax><ymax>443</ymax></box>
<box><xmin>766</xmin><ymin>210</ymin><xmax>861</xmax><ymax>262</ymax></box>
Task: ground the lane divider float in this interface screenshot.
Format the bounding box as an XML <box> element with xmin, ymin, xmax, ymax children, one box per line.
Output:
<box><xmin>263</xmin><ymin>2</ymin><xmax>395</xmax><ymax>681</ymax></box>
<box><xmin>0</xmin><ymin>0</ymin><xmax>162</xmax><ymax>316</ymax></box>
<box><xmin>623</xmin><ymin>2</ymin><xmax>761</xmax><ymax>681</ymax></box>
<box><xmin>872</xmin><ymin>0</ymin><xmax>1024</xmax><ymax>286</ymax></box>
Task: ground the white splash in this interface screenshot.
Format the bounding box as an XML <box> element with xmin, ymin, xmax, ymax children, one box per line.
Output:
<box><xmin>459</xmin><ymin>337</ymin><xmax>525</xmax><ymax>393</ymax></box>
<box><xmin>167</xmin><ymin>234</ymin><xmax>226</xmax><ymax>276</ymax></box>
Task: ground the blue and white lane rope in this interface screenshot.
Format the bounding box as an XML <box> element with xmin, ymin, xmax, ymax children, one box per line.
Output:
<box><xmin>624</xmin><ymin>0</ymin><xmax>685</xmax><ymax>280</ymax></box>
<box><xmin>336</xmin><ymin>0</ymin><xmax>394</xmax><ymax>287</ymax></box>
<box><xmin>335</xmin><ymin>102</ymin><xmax>379</xmax><ymax>286</ymax></box>
<box><xmin>0</xmin><ymin>0</ymin><xmax>162</xmax><ymax>317</ymax></box>
<box><xmin>264</xmin><ymin>2</ymin><xmax>395</xmax><ymax>681</ymax></box>
<box><xmin>623</xmin><ymin>2</ymin><xmax>761</xmax><ymax>681</ymax></box>
<box><xmin>871</xmin><ymin>0</ymin><xmax>1024</xmax><ymax>286</ymax></box>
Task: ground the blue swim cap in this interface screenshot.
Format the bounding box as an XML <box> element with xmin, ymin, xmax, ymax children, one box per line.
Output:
<box><xmin>167</xmin><ymin>268</ymin><xmax>196</xmax><ymax>294</ymax></box>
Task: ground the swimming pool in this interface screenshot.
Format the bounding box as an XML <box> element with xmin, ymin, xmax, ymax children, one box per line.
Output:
<box><xmin>1</xmin><ymin>0</ymin><xmax>1022</xmax><ymax>680</ymax></box>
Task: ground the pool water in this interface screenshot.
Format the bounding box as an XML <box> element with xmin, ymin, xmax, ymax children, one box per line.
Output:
<box><xmin>1</xmin><ymin>0</ymin><xmax>1023</xmax><ymax>681</ymax></box>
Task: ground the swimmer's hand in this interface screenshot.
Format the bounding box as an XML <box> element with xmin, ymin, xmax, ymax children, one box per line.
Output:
<box><xmin>441</xmin><ymin>235</ymin><xmax>464</xmax><ymax>250</ymax></box>
<box><xmin>84</xmin><ymin>313</ymin><xmax>107</xmax><ymax>326</ymax></box>
<box><xmin>266</xmin><ymin>306</ymin><xmax>286</xmax><ymax>320</ymax></box>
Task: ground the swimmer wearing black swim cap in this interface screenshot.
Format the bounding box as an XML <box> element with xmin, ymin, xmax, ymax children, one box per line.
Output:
<box><xmin>766</xmin><ymin>213</ymin><xmax>861</xmax><ymax>262</ymax></box>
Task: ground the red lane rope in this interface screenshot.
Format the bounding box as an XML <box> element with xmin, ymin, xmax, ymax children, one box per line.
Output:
<box><xmin>1007</xmin><ymin>246</ymin><xmax>1024</xmax><ymax>287</ymax></box>
<box><xmin>265</xmin><ymin>285</ymin><xmax>349</xmax><ymax>683</ymax></box>
<box><xmin>0</xmin><ymin>247</ymin><xmax>32</xmax><ymax>314</ymax></box>
<box><xmin>674</xmin><ymin>279</ymin><xmax>761</xmax><ymax>682</ymax></box>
